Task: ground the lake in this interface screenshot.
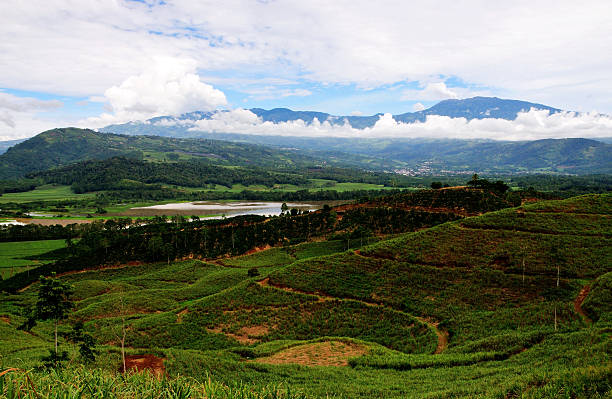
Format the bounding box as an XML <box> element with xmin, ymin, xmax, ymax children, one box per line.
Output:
<box><xmin>128</xmin><ymin>201</ymin><xmax>323</xmax><ymax>218</ymax></box>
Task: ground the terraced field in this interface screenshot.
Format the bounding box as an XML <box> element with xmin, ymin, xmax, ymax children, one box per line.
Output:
<box><xmin>0</xmin><ymin>194</ymin><xmax>610</xmax><ymax>398</ymax></box>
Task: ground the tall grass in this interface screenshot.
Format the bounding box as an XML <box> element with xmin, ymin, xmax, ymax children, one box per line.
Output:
<box><xmin>0</xmin><ymin>367</ymin><xmax>309</xmax><ymax>399</ymax></box>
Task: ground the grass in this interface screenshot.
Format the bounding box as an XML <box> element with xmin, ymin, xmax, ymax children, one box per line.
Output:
<box><xmin>0</xmin><ymin>367</ymin><xmax>310</xmax><ymax>399</ymax></box>
<box><xmin>0</xmin><ymin>185</ymin><xmax>93</xmax><ymax>204</ymax></box>
<box><xmin>0</xmin><ymin>239</ymin><xmax>67</xmax><ymax>279</ymax></box>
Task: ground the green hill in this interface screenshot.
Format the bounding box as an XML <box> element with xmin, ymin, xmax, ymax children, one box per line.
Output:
<box><xmin>0</xmin><ymin>193</ymin><xmax>610</xmax><ymax>397</ymax></box>
<box><xmin>0</xmin><ymin>128</ymin><xmax>321</xmax><ymax>180</ymax></box>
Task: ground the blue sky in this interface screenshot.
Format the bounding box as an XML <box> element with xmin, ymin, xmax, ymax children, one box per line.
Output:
<box><xmin>0</xmin><ymin>1</ymin><xmax>610</xmax><ymax>140</ymax></box>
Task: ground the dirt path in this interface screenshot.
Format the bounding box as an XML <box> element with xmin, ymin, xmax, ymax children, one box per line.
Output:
<box><xmin>257</xmin><ymin>278</ymin><xmax>448</xmax><ymax>354</ymax></box>
<box><xmin>574</xmin><ymin>285</ymin><xmax>592</xmax><ymax>323</ymax></box>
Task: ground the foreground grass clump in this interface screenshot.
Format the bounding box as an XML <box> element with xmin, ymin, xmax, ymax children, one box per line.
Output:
<box><xmin>0</xmin><ymin>367</ymin><xmax>308</xmax><ymax>399</ymax></box>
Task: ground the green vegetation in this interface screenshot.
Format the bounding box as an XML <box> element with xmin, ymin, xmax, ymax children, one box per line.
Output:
<box><xmin>0</xmin><ymin>192</ymin><xmax>610</xmax><ymax>397</ymax></box>
<box><xmin>0</xmin><ymin>128</ymin><xmax>321</xmax><ymax>180</ymax></box>
<box><xmin>0</xmin><ymin>184</ymin><xmax>93</xmax><ymax>204</ymax></box>
<box><xmin>0</xmin><ymin>367</ymin><xmax>308</xmax><ymax>399</ymax></box>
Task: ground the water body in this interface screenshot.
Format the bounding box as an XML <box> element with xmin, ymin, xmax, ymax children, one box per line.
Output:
<box><xmin>129</xmin><ymin>201</ymin><xmax>322</xmax><ymax>218</ymax></box>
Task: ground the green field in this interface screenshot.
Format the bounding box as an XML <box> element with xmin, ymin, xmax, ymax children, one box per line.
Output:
<box><xmin>0</xmin><ymin>194</ymin><xmax>610</xmax><ymax>397</ymax></box>
<box><xmin>0</xmin><ymin>184</ymin><xmax>93</xmax><ymax>204</ymax></box>
<box><xmin>0</xmin><ymin>239</ymin><xmax>67</xmax><ymax>279</ymax></box>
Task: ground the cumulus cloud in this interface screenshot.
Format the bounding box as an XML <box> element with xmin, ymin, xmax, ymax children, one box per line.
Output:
<box><xmin>85</xmin><ymin>58</ymin><xmax>227</xmax><ymax>126</ymax></box>
<box><xmin>187</xmin><ymin>108</ymin><xmax>612</xmax><ymax>141</ymax></box>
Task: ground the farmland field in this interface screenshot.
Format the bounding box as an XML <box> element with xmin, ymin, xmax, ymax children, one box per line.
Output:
<box><xmin>0</xmin><ymin>184</ymin><xmax>93</xmax><ymax>203</ymax></box>
<box><xmin>0</xmin><ymin>239</ymin><xmax>66</xmax><ymax>279</ymax></box>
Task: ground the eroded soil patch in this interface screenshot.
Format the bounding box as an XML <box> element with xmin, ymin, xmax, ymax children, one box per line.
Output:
<box><xmin>123</xmin><ymin>354</ymin><xmax>165</xmax><ymax>376</ymax></box>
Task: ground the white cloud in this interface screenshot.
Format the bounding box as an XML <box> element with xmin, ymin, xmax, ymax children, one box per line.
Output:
<box><xmin>187</xmin><ymin>108</ymin><xmax>612</xmax><ymax>141</ymax></box>
<box><xmin>85</xmin><ymin>58</ymin><xmax>227</xmax><ymax>126</ymax></box>
<box><xmin>0</xmin><ymin>92</ymin><xmax>62</xmax><ymax>114</ymax></box>
<box><xmin>412</xmin><ymin>102</ymin><xmax>425</xmax><ymax>112</ymax></box>
<box><xmin>400</xmin><ymin>82</ymin><xmax>487</xmax><ymax>102</ymax></box>
<box><xmin>0</xmin><ymin>91</ymin><xmax>64</xmax><ymax>139</ymax></box>
<box><xmin>350</xmin><ymin>110</ymin><xmax>363</xmax><ymax>116</ymax></box>
<box><xmin>1</xmin><ymin>1</ymin><xmax>611</xmax><ymax>113</ymax></box>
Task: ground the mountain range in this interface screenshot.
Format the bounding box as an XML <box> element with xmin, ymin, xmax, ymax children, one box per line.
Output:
<box><xmin>103</xmin><ymin>96</ymin><xmax>563</xmax><ymax>135</ymax></box>
<box><xmin>0</xmin><ymin>97</ymin><xmax>610</xmax><ymax>179</ymax></box>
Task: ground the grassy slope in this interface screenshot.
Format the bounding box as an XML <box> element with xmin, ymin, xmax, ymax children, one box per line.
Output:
<box><xmin>0</xmin><ymin>239</ymin><xmax>67</xmax><ymax>279</ymax></box>
<box><xmin>1</xmin><ymin>194</ymin><xmax>611</xmax><ymax>398</ymax></box>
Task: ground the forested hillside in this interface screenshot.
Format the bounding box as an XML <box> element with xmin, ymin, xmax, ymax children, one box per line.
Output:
<box><xmin>0</xmin><ymin>128</ymin><xmax>321</xmax><ymax>179</ymax></box>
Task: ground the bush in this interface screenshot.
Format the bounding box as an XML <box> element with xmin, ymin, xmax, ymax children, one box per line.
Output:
<box><xmin>248</xmin><ymin>267</ymin><xmax>260</xmax><ymax>277</ymax></box>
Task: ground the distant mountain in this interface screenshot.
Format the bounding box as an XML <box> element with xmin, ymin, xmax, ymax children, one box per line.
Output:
<box><xmin>103</xmin><ymin>96</ymin><xmax>564</xmax><ymax>135</ymax></box>
<box><xmin>396</xmin><ymin>97</ymin><xmax>561</xmax><ymax>123</ymax></box>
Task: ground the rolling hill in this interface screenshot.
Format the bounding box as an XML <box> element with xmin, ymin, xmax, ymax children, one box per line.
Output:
<box><xmin>0</xmin><ymin>128</ymin><xmax>324</xmax><ymax>180</ymax></box>
<box><xmin>0</xmin><ymin>191</ymin><xmax>610</xmax><ymax>397</ymax></box>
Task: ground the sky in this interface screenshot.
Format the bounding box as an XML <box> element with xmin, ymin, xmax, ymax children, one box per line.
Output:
<box><xmin>0</xmin><ymin>0</ymin><xmax>611</xmax><ymax>140</ymax></box>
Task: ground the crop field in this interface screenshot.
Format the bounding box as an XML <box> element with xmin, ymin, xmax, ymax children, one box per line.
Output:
<box><xmin>0</xmin><ymin>239</ymin><xmax>66</xmax><ymax>279</ymax></box>
<box><xmin>0</xmin><ymin>194</ymin><xmax>610</xmax><ymax>397</ymax></box>
<box><xmin>0</xmin><ymin>184</ymin><xmax>93</xmax><ymax>203</ymax></box>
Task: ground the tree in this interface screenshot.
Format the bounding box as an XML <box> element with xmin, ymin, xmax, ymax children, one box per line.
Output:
<box><xmin>34</xmin><ymin>273</ymin><xmax>74</xmax><ymax>362</ymax></box>
<box><xmin>431</xmin><ymin>182</ymin><xmax>443</xmax><ymax>189</ymax></box>
<box><xmin>65</xmin><ymin>321</ymin><xmax>97</xmax><ymax>363</ymax></box>
<box><xmin>247</xmin><ymin>267</ymin><xmax>259</xmax><ymax>277</ymax></box>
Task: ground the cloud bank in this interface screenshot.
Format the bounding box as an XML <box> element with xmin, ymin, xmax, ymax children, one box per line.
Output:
<box><xmin>186</xmin><ymin>108</ymin><xmax>612</xmax><ymax>141</ymax></box>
